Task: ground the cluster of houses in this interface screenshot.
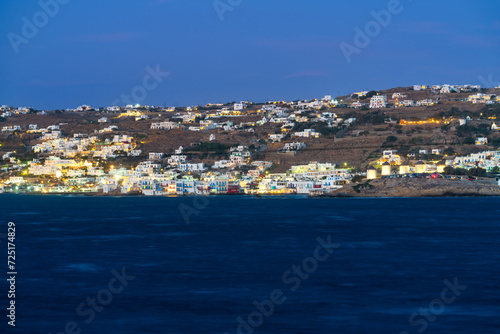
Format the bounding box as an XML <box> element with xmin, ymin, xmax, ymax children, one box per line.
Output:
<box><xmin>366</xmin><ymin>94</ymin><xmax>436</xmax><ymax>109</ymax></box>
<box><xmin>468</xmin><ymin>93</ymin><xmax>499</xmax><ymax>104</ymax></box>
<box><xmin>1</xmin><ymin>151</ymin><xmax>353</xmax><ymax>195</ymax></box>
<box><xmin>1</xmin><ymin>125</ymin><xmax>22</xmax><ymax>132</ymax></box>
<box><xmin>366</xmin><ymin>150</ymin><xmax>447</xmax><ymax>178</ymax></box>
<box><xmin>31</xmin><ymin>127</ymin><xmax>138</xmax><ymax>159</ymax></box>
<box><xmin>117</xmin><ymin>161</ymin><xmax>351</xmax><ymax>196</ymax></box>
<box><xmin>0</xmin><ymin>112</ymin><xmax>354</xmax><ymax>195</ymax></box>
<box><xmin>3</xmin><ymin>123</ymin><xmax>61</xmax><ymax>134</ymax></box>
<box><xmin>349</xmin><ymin>83</ymin><xmax>498</xmax><ymax>109</ymax></box>
<box><xmin>453</xmin><ymin>151</ymin><xmax>500</xmax><ymax>171</ymax></box>
<box><xmin>1</xmin><ymin>106</ymin><xmax>31</xmax><ymax>118</ymax></box>
<box><xmin>2</xmin><ymin>85</ymin><xmax>500</xmax><ymax>194</ymax></box>
<box><xmin>365</xmin><ymin>148</ymin><xmax>500</xmax><ymax>179</ymax></box>
<box><xmin>366</xmin><ymin>160</ymin><xmax>446</xmax><ymax>179</ymax></box>
<box><xmin>143</xmin><ymin>101</ymin><xmax>356</xmax><ymax>141</ymax></box>
<box><xmin>350</xmin><ymin>94</ymin><xmax>438</xmax><ymax>109</ymax></box>
<box><xmin>278</xmin><ymin>142</ymin><xmax>307</xmax><ymax>155</ymax></box>
<box><xmin>155</xmin><ymin>102</ymin><xmax>354</xmax><ymax>135</ymax></box>
<box><xmin>413</xmin><ymin>84</ymin><xmax>481</xmax><ymax>92</ymax></box>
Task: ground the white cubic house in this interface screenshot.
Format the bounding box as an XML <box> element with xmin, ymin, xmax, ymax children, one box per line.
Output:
<box><xmin>369</xmin><ymin>95</ymin><xmax>387</xmax><ymax>109</ymax></box>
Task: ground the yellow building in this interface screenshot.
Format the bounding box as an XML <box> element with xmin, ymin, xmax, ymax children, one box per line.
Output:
<box><xmin>367</xmin><ymin>166</ymin><xmax>377</xmax><ymax>180</ymax></box>
<box><xmin>399</xmin><ymin>162</ymin><xmax>410</xmax><ymax>174</ymax></box>
<box><xmin>437</xmin><ymin>160</ymin><xmax>446</xmax><ymax>173</ymax></box>
<box><xmin>415</xmin><ymin>161</ymin><xmax>426</xmax><ymax>173</ymax></box>
<box><xmin>381</xmin><ymin>162</ymin><xmax>391</xmax><ymax>176</ymax></box>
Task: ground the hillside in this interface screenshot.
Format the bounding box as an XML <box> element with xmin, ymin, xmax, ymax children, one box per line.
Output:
<box><xmin>1</xmin><ymin>86</ymin><xmax>500</xmax><ymax>172</ymax></box>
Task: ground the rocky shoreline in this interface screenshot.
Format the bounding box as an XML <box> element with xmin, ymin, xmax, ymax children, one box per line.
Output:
<box><xmin>330</xmin><ymin>178</ymin><xmax>500</xmax><ymax>198</ymax></box>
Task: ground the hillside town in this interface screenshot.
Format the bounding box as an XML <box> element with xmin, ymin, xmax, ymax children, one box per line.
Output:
<box><xmin>2</xmin><ymin>83</ymin><xmax>500</xmax><ymax>196</ymax></box>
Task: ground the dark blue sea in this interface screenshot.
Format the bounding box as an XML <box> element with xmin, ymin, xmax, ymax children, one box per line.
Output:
<box><xmin>1</xmin><ymin>195</ymin><xmax>499</xmax><ymax>334</ymax></box>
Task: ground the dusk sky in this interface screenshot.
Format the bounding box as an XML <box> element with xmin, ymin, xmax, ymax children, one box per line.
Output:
<box><xmin>1</xmin><ymin>0</ymin><xmax>499</xmax><ymax>109</ymax></box>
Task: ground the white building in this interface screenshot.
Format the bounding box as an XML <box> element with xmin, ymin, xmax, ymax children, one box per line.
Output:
<box><xmin>7</xmin><ymin>177</ymin><xmax>25</xmax><ymax>184</ymax></box>
<box><xmin>395</xmin><ymin>100</ymin><xmax>415</xmax><ymax>107</ymax></box>
<box><xmin>369</xmin><ymin>95</ymin><xmax>387</xmax><ymax>109</ymax></box>
<box><xmin>440</xmin><ymin>85</ymin><xmax>456</xmax><ymax>94</ymax></box>
<box><xmin>292</xmin><ymin>129</ymin><xmax>321</xmax><ymax>138</ymax></box>
<box><xmin>149</xmin><ymin>152</ymin><xmax>164</xmax><ymax>160</ymax></box>
<box><xmin>76</xmin><ymin>105</ymin><xmax>92</xmax><ymax>112</ymax></box>
<box><xmin>286</xmin><ymin>180</ymin><xmax>315</xmax><ymax>194</ymax></box>
<box><xmin>353</xmin><ymin>91</ymin><xmax>369</xmax><ymax>97</ymax></box>
<box><xmin>234</xmin><ymin>102</ymin><xmax>247</xmax><ymax>111</ymax></box>
<box><xmin>269</xmin><ymin>134</ymin><xmax>284</xmax><ymax>142</ymax></box>
<box><xmin>282</xmin><ymin>142</ymin><xmax>306</xmax><ymax>152</ymax></box>
<box><xmin>476</xmin><ymin>137</ymin><xmax>488</xmax><ymax>145</ymax></box>
<box><xmin>2</xmin><ymin>125</ymin><xmax>21</xmax><ymax>132</ymax></box>
<box><xmin>213</xmin><ymin>160</ymin><xmax>230</xmax><ymax>169</ymax></box>
<box><xmin>416</xmin><ymin>99</ymin><xmax>435</xmax><ymax>107</ymax></box>
<box><xmin>178</xmin><ymin>163</ymin><xmax>206</xmax><ymax>173</ymax></box>
<box><xmin>168</xmin><ymin>155</ymin><xmax>187</xmax><ymax>167</ymax></box>
<box><xmin>129</xmin><ymin>149</ymin><xmax>142</xmax><ymax>157</ymax></box>
<box><xmin>350</xmin><ymin>101</ymin><xmax>366</xmax><ymax>109</ymax></box>
<box><xmin>151</xmin><ymin>122</ymin><xmax>182</xmax><ymax>130</ymax></box>
<box><xmin>392</xmin><ymin>93</ymin><xmax>407</xmax><ymax>99</ymax></box>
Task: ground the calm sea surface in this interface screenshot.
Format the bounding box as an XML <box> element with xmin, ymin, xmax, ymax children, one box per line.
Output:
<box><xmin>1</xmin><ymin>195</ymin><xmax>499</xmax><ymax>334</ymax></box>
